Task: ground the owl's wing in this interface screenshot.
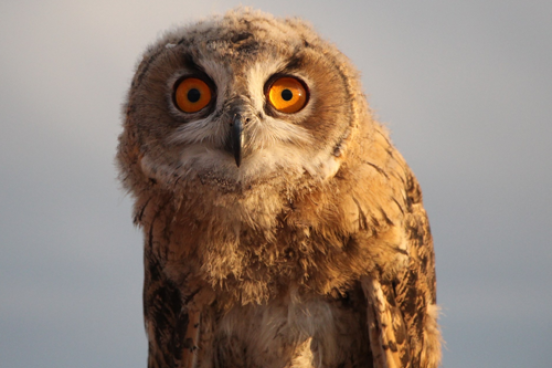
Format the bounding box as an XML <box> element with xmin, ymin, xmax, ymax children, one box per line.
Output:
<box><xmin>361</xmin><ymin>168</ymin><xmax>441</xmax><ymax>368</ymax></box>
<box><xmin>143</xmin><ymin>246</ymin><xmax>201</xmax><ymax>368</ymax></box>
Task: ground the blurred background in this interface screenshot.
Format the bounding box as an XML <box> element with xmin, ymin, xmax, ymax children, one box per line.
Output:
<box><xmin>1</xmin><ymin>1</ymin><xmax>551</xmax><ymax>367</ymax></box>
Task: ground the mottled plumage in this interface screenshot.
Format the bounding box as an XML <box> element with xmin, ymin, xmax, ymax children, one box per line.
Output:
<box><xmin>117</xmin><ymin>9</ymin><xmax>441</xmax><ymax>368</ymax></box>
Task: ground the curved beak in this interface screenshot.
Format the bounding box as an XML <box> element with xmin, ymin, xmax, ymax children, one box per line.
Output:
<box><xmin>230</xmin><ymin>114</ymin><xmax>244</xmax><ymax>167</ymax></box>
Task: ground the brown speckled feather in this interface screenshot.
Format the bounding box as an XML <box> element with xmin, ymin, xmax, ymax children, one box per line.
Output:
<box><xmin>117</xmin><ymin>8</ymin><xmax>440</xmax><ymax>368</ymax></box>
<box><xmin>360</xmin><ymin>159</ymin><xmax>440</xmax><ymax>368</ymax></box>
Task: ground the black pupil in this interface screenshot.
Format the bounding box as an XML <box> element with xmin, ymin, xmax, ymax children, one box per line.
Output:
<box><xmin>187</xmin><ymin>88</ymin><xmax>201</xmax><ymax>103</ymax></box>
<box><xmin>281</xmin><ymin>89</ymin><xmax>293</xmax><ymax>101</ymax></box>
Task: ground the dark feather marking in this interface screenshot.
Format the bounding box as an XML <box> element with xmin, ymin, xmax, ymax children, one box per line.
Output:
<box><xmin>379</xmin><ymin>207</ymin><xmax>394</xmax><ymax>226</ymax></box>
<box><xmin>360</xmin><ymin>159</ymin><xmax>390</xmax><ymax>179</ymax></box>
<box><xmin>352</xmin><ymin>196</ymin><xmax>368</xmax><ymax>230</ymax></box>
<box><xmin>231</xmin><ymin>31</ymin><xmax>254</xmax><ymax>44</ymax></box>
<box><xmin>134</xmin><ymin>197</ymin><xmax>152</xmax><ymax>225</ymax></box>
<box><xmin>143</xmin><ymin>198</ymin><xmax>191</xmax><ymax>368</ymax></box>
<box><xmin>283</xmin><ymin>55</ymin><xmax>305</xmax><ymax>71</ymax></box>
<box><xmin>391</xmin><ymin>197</ymin><xmax>405</xmax><ymax>215</ymax></box>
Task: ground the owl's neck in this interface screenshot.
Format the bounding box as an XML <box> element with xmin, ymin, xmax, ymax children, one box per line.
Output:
<box><xmin>137</xmin><ymin>157</ymin><xmax>404</xmax><ymax>308</ymax></box>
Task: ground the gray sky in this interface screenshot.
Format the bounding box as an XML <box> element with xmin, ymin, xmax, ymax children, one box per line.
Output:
<box><xmin>1</xmin><ymin>1</ymin><xmax>551</xmax><ymax>367</ymax></box>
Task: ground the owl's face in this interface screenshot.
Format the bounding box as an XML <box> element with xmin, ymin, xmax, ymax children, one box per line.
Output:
<box><xmin>124</xmin><ymin>11</ymin><xmax>364</xmax><ymax>191</ymax></box>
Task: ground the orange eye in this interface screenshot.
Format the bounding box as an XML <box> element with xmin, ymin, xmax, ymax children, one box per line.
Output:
<box><xmin>267</xmin><ymin>76</ymin><xmax>308</xmax><ymax>114</ymax></box>
<box><xmin>174</xmin><ymin>77</ymin><xmax>212</xmax><ymax>113</ymax></box>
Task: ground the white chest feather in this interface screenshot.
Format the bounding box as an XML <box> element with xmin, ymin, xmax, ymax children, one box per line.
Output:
<box><xmin>211</xmin><ymin>291</ymin><xmax>370</xmax><ymax>368</ymax></box>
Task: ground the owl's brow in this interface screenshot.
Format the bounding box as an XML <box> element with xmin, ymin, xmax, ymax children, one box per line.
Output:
<box><xmin>181</xmin><ymin>53</ymin><xmax>207</xmax><ymax>75</ymax></box>
<box><xmin>280</xmin><ymin>55</ymin><xmax>306</xmax><ymax>73</ymax></box>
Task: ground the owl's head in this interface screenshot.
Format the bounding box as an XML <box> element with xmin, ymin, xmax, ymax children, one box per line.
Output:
<box><xmin>118</xmin><ymin>9</ymin><xmax>371</xmax><ymax>195</ymax></box>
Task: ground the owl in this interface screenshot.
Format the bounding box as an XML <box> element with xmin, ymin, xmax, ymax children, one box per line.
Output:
<box><xmin>117</xmin><ymin>8</ymin><xmax>441</xmax><ymax>368</ymax></box>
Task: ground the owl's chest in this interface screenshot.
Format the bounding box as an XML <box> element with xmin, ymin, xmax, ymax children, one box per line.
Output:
<box><xmin>189</xmin><ymin>223</ymin><xmax>365</xmax><ymax>306</ymax></box>
<box><xmin>171</xmin><ymin>198</ymin><xmax>365</xmax><ymax>303</ymax></box>
<box><xmin>209</xmin><ymin>290</ymin><xmax>372</xmax><ymax>368</ymax></box>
